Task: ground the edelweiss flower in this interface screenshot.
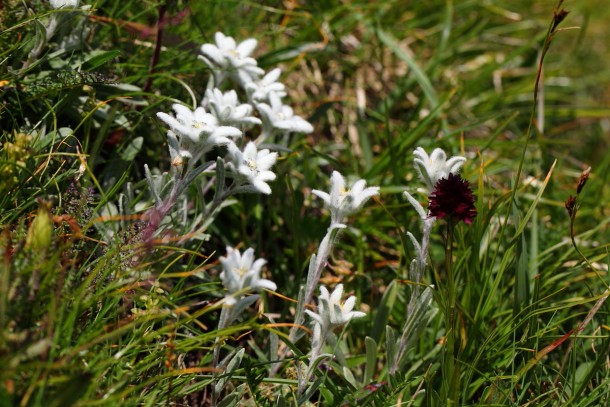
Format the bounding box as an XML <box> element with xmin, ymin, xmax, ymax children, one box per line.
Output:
<box><xmin>157</xmin><ymin>104</ymin><xmax>242</xmax><ymax>152</ymax></box>
<box><xmin>305</xmin><ymin>284</ymin><xmax>366</xmax><ymax>333</ymax></box>
<box><xmin>413</xmin><ymin>147</ymin><xmax>466</xmax><ymax>192</ymax></box>
<box><xmin>312</xmin><ymin>171</ymin><xmax>379</xmax><ymax>226</ymax></box>
<box><xmin>204</xmin><ymin>89</ymin><xmax>261</xmax><ymax>128</ymax></box>
<box><xmin>428</xmin><ymin>173</ymin><xmax>477</xmax><ymax>224</ymax></box>
<box><xmin>245</xmin><ymin>68</ymin><xmax>287</xmax><ymax>103</ymax></box>
<box><xmin>50</xmin><ymin>0</ymin><xmax>79</xmax><ymax>8</ymax></box>
<box><xmin>199</xmin><ymin>32</ymin><xmax>264</xmax><ymax>85</ymax></box>
<box><xmin>256</xmin><ymin>93</ymin><xmax>313</xmax><ymax>136</ymax></box>
<box><xmin>219</xmin><ymin>246</ymin><xmax>277</xmax><ymax>305</ymax></box>
<box><xmin>229</xmin><ymin>142</ymin><xmax>278</xmax><ymax>195</ymax></box>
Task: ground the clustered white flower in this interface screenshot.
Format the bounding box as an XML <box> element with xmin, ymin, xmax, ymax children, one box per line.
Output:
<box><xmin>312</xmin><ymin>170</ymin><xmax>380</xmax><ymax>227</ymax></box>
<box><xmin>199</xmin><ymin>32</ymin><xmax>312</xmax><ymax>139</ymax></box>
<box><xmin>413</xmin><ymin>147</ymin><xmax>466</xmax><ymax>192</ymax></box>
<box><xmin>203</xmin><ymin>89</ymin><xmax>261</xmax><ymax>128</ymax></box>
<box><xmin>305</xmin><ymin>284</ymin><xmax>365</xmax><ymax>332</ymax></box>
<box><xmin>49</xmin><ymin>0</ymin><xmax>79</xmax><ymax>8</ymax></box>
<box><xmin>257</xmin><ymin>92</ymin><xmax>314</xmax><ymax>137</ymax></box>
<box><xmin>157</xmin><ymin>104</ymin><xmax>242</xmax><ymax>152</ymax></box>
<box><xmin>305</xmin><ymin>284</ymin><xmax>366</xmax><ymax>360</ymax></box>
<box><xmin>200</xmin><ymin>32</ymin><xmax>264</xmax><ymax>85</ymax></box>
<box><xmin>156</xmin><ymin>32</ymin><xmax>314</xmax><ymax>196</ymax></box>
<box><xmin>245</xmin><ymin>68</ymin><xmax>287</xmax><ymax>102</ymax></box>
<box><xmin>219</xmin><ymin>246</ymin><xmax>277</xmax><ymax>305</ymax></box>
<box><xmin>228</xmin><ymin>142</ymin><xmax>278</xmax><ymax>195</ymax></box>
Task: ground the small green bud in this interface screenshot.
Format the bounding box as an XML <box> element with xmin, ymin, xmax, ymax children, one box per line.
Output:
<box><xmin>25</xmin><ymin>202</ymin><xmax>54</xmax><ymax>256</ymax></box>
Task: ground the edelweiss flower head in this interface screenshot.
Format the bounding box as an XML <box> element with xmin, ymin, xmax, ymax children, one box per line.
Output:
<box><xmin>199</xmin><ymin>32</ymin><xmax>264</xmax><ymax>85</ymax></box>
<box><xmin>305</xmin><ymin>284</ymin><xmax>365</xmax><ymax>332</ymax></box>
<box><xmin>204</xmin><ymin>88</ymin><xmax>261</xmax><ymax>128</ymax></box>
<box><xmin>245</xmin><ymin>68</ymin><xmax>287</xmax><ymax>103</ymax></box>
<box><xmin>312</xmin><ymin>171</ymin><xmax>380</xmax><ymax>226</ymax></box>
<box><xmin>256</xmin><ymin>92</ymin><xmax>313</xmax><ymax>135</ymax></box>
<box><xmin>428</xmin><ymin>173</ymin><xmax>477</xmax><ymax>224</ymax></box>
<box><xmin>413</xmin><ymin>147</ymin><xmax>466</xmax><ymax>192</ymax></box>
<box><xmin>157</xmin><ymin>104</ymin><xmax>242</xmax><ymax>151</ymax></box>
<box><xmin>229</xmin><ymin>142</ymin><xmax>278</xmax><ymax>195</ymax></box>
<box><xmin>50</xmin><ymin>0</ymin><xmax>79</xmax><ymax>8</ymax></box>
<box><xmin>219</xmin><ymin>246</ymin><xmax>277</xmax><ymax>305</ymax></box>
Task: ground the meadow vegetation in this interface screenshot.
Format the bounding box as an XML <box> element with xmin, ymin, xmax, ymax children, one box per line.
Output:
<box><xmin>1</xmin><ymin>0</ymin><xmax>609</xmax><ymax>405</ymax></box>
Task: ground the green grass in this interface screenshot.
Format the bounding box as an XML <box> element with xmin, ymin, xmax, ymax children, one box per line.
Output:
<box><xmin>1</xmin><ymin>0</ymin><xmax>609</xmax><ymax>405</ymax></box>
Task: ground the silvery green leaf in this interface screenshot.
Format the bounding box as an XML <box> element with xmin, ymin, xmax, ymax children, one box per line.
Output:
<box><xmin>306</xmin><ymin>253</ymin><xmax>317</xmax><ymax>282</ymax></box>
<box><xmin>213</xmin><ymin>157</ymin><xmax>226</xmax><ymax>203</ymax></box>
<box><xmin>404</xmin><ymin>191</ymin><xmax>426</xmax><ymax>220</ymax></box>
<box><xmin>125</xmin><ymin>182</ymin><xmax>134</xmax><ymax>203</ymax></box>
<box><xmin>228</xmin><ymin>295</ymin><xmax>260</xmax><ymax>324</ymax></box>
<box><xmin>364</xmin><ymin>336</ymin><xmax>377</xmax><ymax>385</ymax></box>
<box><xmin>226</xmin><ymin>347</ymin><xmax>245</xmax><ymax>373</ymax></box>
<box><xmin>299</xmin><ymin>377</ymin><xmax>323</xmax><ymax>405</ymax></box>
<box><xmin>370</xmin><ymin>280</ymin><xmax>398</xmax><ymax>343</ymax></box>
<box><xmin>269</xmin><ymin>330</ymin><xmax>279</xmax><ymax>366</ymax></box>
<box><xmin>267</xmin><ymin>315</ymin><xmax>279</xmax><ymax>371</ymax></box>
<box><xmin>305</xmin><ymin>353</ymin><xmax>333</xmax><ymax>379</ymax></box>
<box><xmin>217</xmin><ymin>383</ymin><xmax>246</xmax><ymax>407</ymax></box>
<box><xmin>292</xmin><ymin>285</ymin><xmax>307</xmax><ymax>343</ymax></box>
<box><xmin>407</xmin><ymin>232</ymin><xmax>422</xmax><ymax>259</ymax></box>
<box><xmin>217</xmin><ymin>393</ymin><xmax>238</xmax><ymax>407</ymax></box>
<box><xmin>342</xmin><ymin>366</ymin><xmax>357</xmax><ymax>388</ymax></box>
<box><xmin>183</xmin><ymin>160</ymin><xmax>215</xmax><ymax>188</ymax></box>
<box><xmin>409</xmin><ymin>258</ymin><xmax>421</xmax><ymax>286</ymax></box>
<box><xmin>117</xmin><ymin>193</ymin><xmax>129</xmax><ymax>219</ymax></box>
<box><xmin>34</xmin><ymin>127</ymin><xmax>72</xmax><ymax>149</ymax></box>
<box><xmin>28</xmin><ymin>19</ymin><xmax>47</xmax><ymax>60</ymax></box>
<box><xmin>395</xmin><ymin>286</ymin><xmax>435</xmax><ymax>370</ymax></box>
<box><xmin>214</xmin><ymin>347</ymin><xmax>245</xmax><ymax>395</ymax></box>
<box><xmin>166</xmin><ymin>131</ymin><xmax>180</xmax><ymax>160</ymax></box>
<box><xmin>386</xmin><ymin>325</ymin><xmax>397</xmax><ymax>374</ymax></box>
<box><xmin>144</xmin><ymin>164</ymin><xmax>161</xmax><ymax>205</ymax></box>
<box><xmin>247</xmin><ymin>339</ymin><xmax>267</xmax><ymax>363</ymax></box>
<box><xmin>179</xmin><ymin>195</ymin><xmax>188</xmax><ymax>225</ymax></box>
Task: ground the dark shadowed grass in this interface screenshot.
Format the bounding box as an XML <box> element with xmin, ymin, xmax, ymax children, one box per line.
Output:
<box><xmin>0</xmin><ymin>0</ymin><xmax>609</xmax><ymax>405</ymax></box>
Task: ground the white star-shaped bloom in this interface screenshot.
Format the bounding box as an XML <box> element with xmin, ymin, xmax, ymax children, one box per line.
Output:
<box><xmin>219</xmin><ymin>246</ymin><xmax>277</xmax><ymax>305</ymax></box>
<box><xmin>413</xmin><ymin>147</ymin><xmax>466</xmax><ymax>192</ymax></box>
<box><xmin>312</xmin><ymin>171</ymin><xmax>379</xmax><ymax>226</ymax></box>
<box><xmin>199</xmin><ymin>32</ymin><xmax>264</xmax><ymax>86</ymax></box>
<box><xmin>50</xmin><ymin>0</ymin><xmax>79</xmax><ymax>8</ymax></box>
<box><xmin>245</xmin><ymin>68</ymin><xmax>287</xmax><ymax>103</ymax></box>
<box><xmin>256</xmin><ymin>92</ymin><xmax>313</xmax><ymax>135</ymax></box>
<box><xmin>157</xmin><ymin>104</ymin><xmax>242</xmax><ymax>154</ymax></box>
<box><xmin>204</xmin><ymin>88</ymin><xmax>261</xmax><ymax>128</ymax></box>
<box><xmin>305</xmin><ymin>284</ymin><xmax>365</xmax><ymax>334</ymax></box>
<box><xmin>229</xmin><ymin>142</ymin><xmax>278</xmax><ymax>195</ymax></box>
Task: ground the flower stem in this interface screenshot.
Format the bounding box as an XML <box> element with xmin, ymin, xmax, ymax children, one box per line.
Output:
<box><xmin>443</xmin><ymin>220</ymin><xmax>460</xmax><ymax>405</ymax></box>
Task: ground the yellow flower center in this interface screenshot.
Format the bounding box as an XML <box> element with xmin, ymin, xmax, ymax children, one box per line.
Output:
<box><xmin>234</xmin><ymin>266</ymin><xmax>248</xmax><ymax>277</ymax></box>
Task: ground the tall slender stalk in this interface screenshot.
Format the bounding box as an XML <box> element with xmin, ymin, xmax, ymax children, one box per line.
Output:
<box><xmin>443</xmin><ymin>220</ymin><xmax>460</xmax><ymax>405</ymax></box>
